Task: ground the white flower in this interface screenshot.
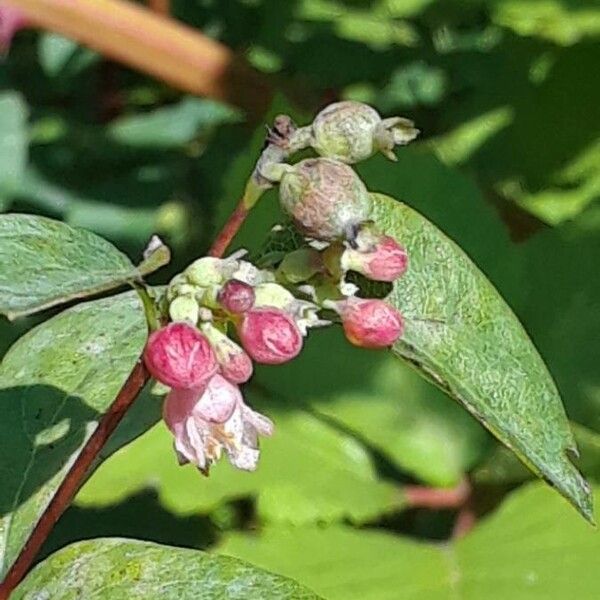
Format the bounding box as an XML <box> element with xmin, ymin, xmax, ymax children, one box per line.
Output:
<box><xmin>163</xmin><ymin>374</ymin><xmax>273</xmax><ymax>473</ymax></box>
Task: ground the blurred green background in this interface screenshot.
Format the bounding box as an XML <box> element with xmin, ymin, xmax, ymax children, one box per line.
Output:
<box><xmin>2</xmin><ymin>0</ymin><xmax>600</xmax><ymax>597</ymax></box>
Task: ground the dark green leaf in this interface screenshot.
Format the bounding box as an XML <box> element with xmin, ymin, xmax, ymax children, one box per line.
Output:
<box><xmin>370</xmin><ymin>193</ymin><xmax>592</xmax><ymax>521</ymax></box>
<box><xmin>13</xmin><ymin>538</ymin><xmax>320</xmax><ymax>599</ymax></box>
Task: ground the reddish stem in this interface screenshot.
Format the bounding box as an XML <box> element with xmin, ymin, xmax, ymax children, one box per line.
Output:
<box><xmin>0</xmin><ymin>361</ymin><xmax>149</xmax><ymax>599</ymax></box>
<box><xmin>208</xmin><ymin>198</ymin><xmax>250</xmax><ymax>258</ymax></box>
<box><xmin>404</xmin><ymin>478</ymin><xmax>471</xmax><ymax>510</ymax></box>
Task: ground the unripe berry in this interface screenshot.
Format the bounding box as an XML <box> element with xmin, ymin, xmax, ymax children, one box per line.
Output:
<box><xmin>185</xmin><ymin>257</ymin><xmax>237</xmax><ymax>287</ymax></box>
<box><xmin>218</xmin><ymin>279</ymin><xmax>255</xmax><ymax>314</ymax></box>
<box><xmin>338</xmin><ymin>298</ymin><xmax>403</xmax><ymax>348</ymax></box>
<box><xmin>311</xmin><ymin>101</ymin><xmax>419</xmax><ymax>163</ymax></box>
<box><xmin>253</xmin><ymin>282</ymin><xmax>295</xmax><ymax>310</ymax></box>
<box><xmin>237</xmin><ymin>307</ymin><xmax>303</xmax><ymax>365</ymax></box>
<box><xmin>202</xmin><ymin>324</ymin><xmax>254</xmax><ymax>384</ymax></box>
<box><xmin>342</xmin><ymin>234</ymin><xmax>408</xmax><ymax>282</ymax></box>
<box><xmin>144</xmin><ymin>322</ymin><xmax>218</xmax><ymax>389</ymax></box>
<box><xmin>168</xmin><ymin>295</ymin><xmax>200</xmax><ymax>324</ymax></box>
<box><xmin>279</xmin><ymin>158</ymin><xmax>371</xmax><ymax>241</ymax></box>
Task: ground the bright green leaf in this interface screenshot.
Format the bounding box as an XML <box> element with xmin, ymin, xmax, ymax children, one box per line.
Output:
<box><xmin>77</xmin><ymin>388</ymin><xmax>404</xmax><ymax>525</ymax></box>
<box><xmin>0</xmin><ymin>214</ymin><xmax>167</xmax><ymax>319</ymax></box>
<box><xmin>220</xmin><ymin>483</ymin><xmax>600</xmax><ymax>599</ymax></box>
<box><xmin>370</xmin><ymin>193</ymin><xmax>592</xmax><ymax>521</ymax></box>
<box><xmin>13</xmin><ymin>538</ymin><xmax>320</xmax><ymax>599</ymax></box>
<box><xmin>256</xmin><ymin>328</ymin><xmax>489</xmax><ymax>487</ymax></box>
<box><xmin>0</xmin><ymin>292</ymin><xmax>149</xmax><ymax>578</ymax></box>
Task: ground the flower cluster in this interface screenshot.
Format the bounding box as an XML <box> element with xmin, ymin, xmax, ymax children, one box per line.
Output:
<box><xmin>145</xmin><ymin>255</ymin><xmax>324</xmax><ymax>473</ymax></box>
<box><xmin>145</xmin><ymin>101</ymin><xmax>416</xmax><ymax>474</ymax></box>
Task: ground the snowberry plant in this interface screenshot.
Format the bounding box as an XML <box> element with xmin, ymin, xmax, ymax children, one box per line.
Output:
<box><xmin>0</xmin><ymin>101</ymin><xmax>592</xmax><ymax>596</ymax></box>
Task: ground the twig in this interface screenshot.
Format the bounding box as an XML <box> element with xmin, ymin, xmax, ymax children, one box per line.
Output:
<box><xmin>208</xmin><ymin>198</ymin><xmax>250</xmax><ymax>257</ymax></box>
<box><xmin>6</xmin><ymin>0</ymin><xmax>271</xmax><ymax>120</ymax></box>
<box><xmin>0</xmin><ymin>361</ymin><xmax>149</xmax><ymax>599</ymax></box>
<box><xmin>405</xmin><ymin>478</ymin><xmax>471</xmax><ymax>510</ymax></box>
<box><xmin>147</xmin><ymin>0</ymin><xmax>170</xmax><ymax>16</ymax></box>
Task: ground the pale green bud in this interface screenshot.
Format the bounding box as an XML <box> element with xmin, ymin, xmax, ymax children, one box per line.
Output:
<box><xmin>253</xmin><ymin>282</ymin><xmax>295</xmax><ymax>310</ymax></box>
<box><xmin>311</xmin><ymin>101</ymin><xmax>419</xmax><ymax>163</ymax></box>
<box><xmin>168</xmin><ymin>295</ymin><xmax>200</xmax><ymax>324</ymax></box>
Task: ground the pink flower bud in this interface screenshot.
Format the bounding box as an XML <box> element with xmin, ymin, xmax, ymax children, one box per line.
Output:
<box><xmin>343</xmin><ymin>235</ymin><xmax>408</xmax><ymax>282</ymax></box>
<box><xmin>237</xmin><ymin>307</ymin><xmax>303</xmax><ymax>365</ymax></box>
<box><xmin>202</xmin><ymin>324</ymin><xmax>254</xmax><ymax>384</ymax></box>
<box><xmin>339</xmin><ymin>298</ymin><xmax>403</xmax><ymax>348</ymax></box>
<box><xmin>0</xmin><ymin>5</ymin><xmax>29</xmax><ymax>52</ymax></box>
<box><xmin>144</xmin><ymin>322</ymin><xmax>218</xmax><ymax>389</ymax></box>
<box><xmin>218</xmin><ymin>279</ymin><xmax>255</xmax><ymax>314</ymax></box>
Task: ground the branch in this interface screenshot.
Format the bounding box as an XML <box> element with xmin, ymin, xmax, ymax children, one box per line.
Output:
<box><xmin>0</xmin><ymin>361</ymin><xmax>149</xmax><ymax>599</ymax></box>
<box><xmin>7</xmin><ymin>0</ymin><xmax>271</xmax><ymax>120</ymax></box>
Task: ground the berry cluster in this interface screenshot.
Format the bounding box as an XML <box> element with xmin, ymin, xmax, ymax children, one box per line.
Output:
<box><xmin>145</xmin><ymin>101</ymin><xmax>417</xmax><ymax>474</ymax></box>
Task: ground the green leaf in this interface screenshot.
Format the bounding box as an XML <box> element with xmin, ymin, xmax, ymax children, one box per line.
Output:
<box><xmin>0</xmin><ymin>292</ymin><xmax>149</xmax><ymax>578</ymax></box>
<box><xmin>108</xmin><ymin>98</ymin><xmax>240</xmax><ymax>149</ymax></box>
<box><xmin>77</xmin><ymin>388</ymin><xmax>404</xmax><ymax>525</ymax></box>
<box><xmin>490</xmin><ymin>0</ymin><xmax>600</xmax><ymax>45</ymax></box>
<box><xmin>0</xmin><ymin>214</ymin><xmax>168</xmax><ymax>320</ymax></box>
<box><xmin>220</xmin><ymin>482</ymin><xmax>600</xmax><ymax>600</ymax></box>
<box><xmin>38</xmin><ymin>33</ymin><xmax>98</xmax><ymax>78</ymax></box>
<box><xmin>255</xmin><ymin>328</ymin><xmax>489</xmax><ymax>487</ymax></box>
<box><xmin>369</xmin><ymin>193</ymin><xmax>592</xmax><ymax>521</ymax></box>
<box><xmin>13</xmin><ymin>538</ymin><xmax>320</xmax><ymax>599</ymax></box>
<box><xmin>0</xmin><ymin>93</ymin><xmax>28</xmax><ymax>207</ymax></box>
<box><xmin>475</xmin><ymin>422</ymin><xmax>600</xmax><ymax>486</ymax></box>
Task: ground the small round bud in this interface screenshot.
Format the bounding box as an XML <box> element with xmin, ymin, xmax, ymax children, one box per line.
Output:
<box><xmin>185</xmin><ymin>257</ymin><xmax>236</xmax><ymax>287</ymax></box>
<box><xmin>342</xmin><ymin>234</ymin><xmax>408</xmax><ymax>282</ymax></box>
<box><xmin>218</xmin><ymin>279</ymin><xmax>255</xmax><ymax>314</ymax></box>
<box><xmin>338</xmin><ymin>298</ymin><xmax>403</xmax><ymax>348</ymax></box>
<box><xmin>202</xmin><ymin>324</ymin><xmax>254</xmax><ymax>384</ymax></box>
<box><xmin>253</xmin><ymin>282</ymin><xmax>295</xmax><ymax>310</ymax></box>
<box><xmin>237</xmin><ymin>307</ymin><xmax>303</xmax><ymax>365</ymax></box>
<box><xmin>311</xmin><ymin>101</ymin><xmax>419</xmax><ymax>163</ymax></box>
<box><xmin>144</xmin><ymin>322</ymin><xmax>218</xmax><ymax>389</ymax></box>
<box><xmin>168</xmin><ymin>295</ymin><xmax>200</xmax><ymax>324</ymax></box>
<box><xmin>279</xmin><ymin>158</ymin><xmax>371</xmax><ymax>241</ymax></box>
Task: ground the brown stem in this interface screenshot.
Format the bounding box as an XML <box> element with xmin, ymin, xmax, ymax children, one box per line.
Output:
<box><xmin>208</xmin><ymin>198</ymin><xmax>250</xmax><ymax>258</ymax></box>
<box><xmin>147</xmin><ymin>0</ymin><xmax>170</xmax><ymax>16</ymax></box>
<box><xmin>7</xmin><ymin>0</ymin><xmax>271</xmax><ymax>120</ymax></box>
<box><xmin>0</xmin><ymin>361</ymin><xmax>149</xmax><ymax>599</ymax></box>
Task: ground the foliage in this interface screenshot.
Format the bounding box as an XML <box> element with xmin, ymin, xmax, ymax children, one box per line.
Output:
<box><xmin>1</xmin><ymin>0</ymin><xmax>600</xmax><ymax>597</ymax></box>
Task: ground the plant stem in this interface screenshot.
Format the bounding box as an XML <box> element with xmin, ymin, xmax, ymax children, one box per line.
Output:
<box><xmin>148</xmin><ymin>0</ymin><xmax>170</xmax><ymax>16</ymax></box>
<box><xmin>7</xmin><ymin>0</ymin><xmax>271</xmax><ymax>119</ymax></box>
<box><xmin>0</xmin><ymin>361</ymin><xmax>149</xmax><ymax>599</ymax></box>
<box><xmin>404</xmin><ymin>478</ymin><xmax>471</xmax><ymax>509</ymax></box>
